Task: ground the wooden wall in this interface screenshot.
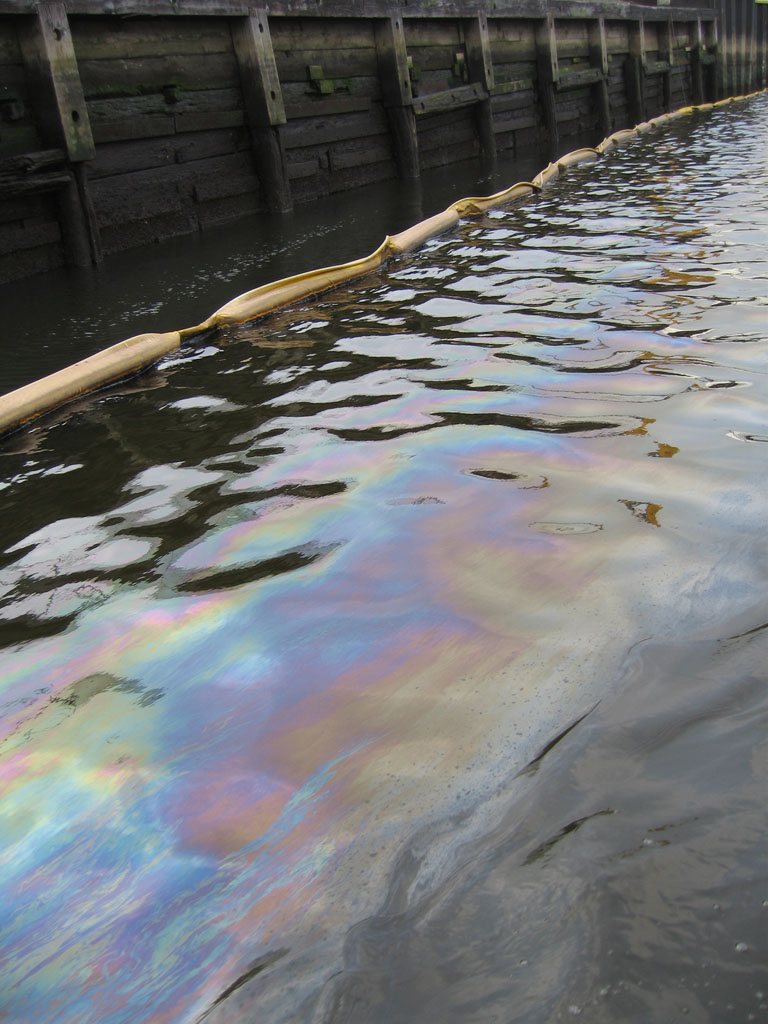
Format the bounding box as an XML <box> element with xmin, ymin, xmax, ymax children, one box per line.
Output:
<box><xmin>0</xmin><ymin>0</ymin><xmax>760</xmax><ymax>285</ymax></box>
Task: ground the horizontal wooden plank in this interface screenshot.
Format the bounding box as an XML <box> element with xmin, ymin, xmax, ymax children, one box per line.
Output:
<box><xmin>327</xmin><ymin>158</ymin><xmax>394</xmax><ymax>193</ymax></box>
<box><xmin>287</xmin><ymin>157</ymin><xmax>319</xmax><ymax>180</ymax></box>
<box><xmin>78</xmin><ymin>53</ymin><xmax>239</xmax><ymax>95</ymax></box>
<box><xmin>285</xmin><ymin>95</ymin><xmax>372</xmax><ymax>120</ymax></box>
<box><xmin>0</xmin><ymin>218</ymin><xmax>60</xmax><ymax>254</ymax></box>
<box><xmin>645</xmin><ymin>59</ymin><xmax>671</xmax><ymax>74</ymax></box>
<box><xmin>86</xmin><ymin>87</ymin><xmax>243</xmax><ymax>121</ymax></box>
<box><xmin>491</xmin><ymin>89</ymin><xmax>536</xmax><ymax>113</ymax></box>
<box><xmin>0</xmin><ymin>168</ymin><xmax>72</xmax><ymax>195</ymax></box>
<box><xmin>0</xmin><ymin>0</ymin><xmax>721</xmax><ymax>17</ymax></box>
<box><xmin>0</xmin><ymin>123</ymin><xmax>42</xmax><ymax>159</ymax></box>
<box><xmin>197</xmin><ymin>190</ymin><xmax>261</xmax><ymax>230</ymax></box>
<box><xmin>492</xmin><ymin>77</ymin><xmax>535</xmax><ymax>95</ymax></box>
<box><xmin>273</xmin><ymin>47</ymin><xmax>378</xmax><ymax>81</ymax></box>
<box><xmin>488</xmin><ymin>22</ymin><xmax>527</xmax><ymax>43</ymax></box>
<box><xmin>420</xmin><ymin>140</ymin><xmax>479</xmax><ymax>170</ymax></box>
<box><xmin>173</xmin><ymin>109</ymin><xmax>245</xmax><ymax>132</ymax></box>
<box><xmin>192</xmin><ymin>166</ymin><xmax>258</xmax><ymax>201</ymax></box>
<box><xmin>281</xmin><ymin>77</ymin><xmax>379</xmax><ymax>106</ymax></box>
<box><xmin>488</xmin><ymin>39</ymin><xmax>538</xmax><ymax>61</ymax></box>
<box><xmin>91</xmin><ymin>175</ymin><xmax>184</xmax><ymax>226</ymax></box>
<box><xmin>0</xmin><ymin>243</ymin><xmax>63</xmax><ymax>282</ymax></box>
<box><xmin>1</xmin><ymin>1</ymin><xmax>250</xmax><ymax>13</ymax></box>
<box><xmin>0</xmin><ymin>147</ymin><xmax>65</xmax><ymax>171</ymax></box>
<box><xmin>269</xmin><ymin>18</ymin><xmax>375</xmax><ymax>53</ymax></box>
<box><xmin>329</xmin><ymin>139</ymin><xmax>390</xmax><ymax>171</ymax></box>
<box><xmin>91</xmin><ymin>114</ymin><xmax>175</xmax><ymax>144</ymax></box>
<box><xmin>404</xmin><ymin>43</ymin><xmax>469</xmax><ymax>73</ymax></box>
<box><xmin>492</xmin><ymin>112</ymin><xmax>538</xmax><ymax>133</ymax></box>
<box><xmin>283</xmin><ymin>108</ymin><xmax>387</xmax><ymax>148</ymax></box>
<box><xmin>554</xmin><ymin>21</ymin><xmax>590</xmax><ymax>43</ymax></box>
<box><xmin>404</xmin><ymin>20</ymin><xmax>463</xmax><ymax>47</ymax></box>
<box><xmin>556</xmin><ymin>67</ymin><xmax>604</xmax><ymax>89</ymax></box>
<box><xmin>70</xmin><ymin>17</ymin><xmax>233</xmax><ymax>60</ymax></box>
<box><xmin>417</xmin><ymin>116</ymin><xmax>475</xmax><ymax>150</ymax></box>
<box><xmin>89</xmin><ymin>135</ymin><xmax>177</xmax><ymax>177</ymax></box>
<box><xmin>174</xmin><ymin>126</ymin><xmax>247</xmax><ymax>163</ymax></box>
<box><xmin>0</xmin><ymin>192</ymin><xmax>46</xmax><ymax>223</ymax></box>
<box><xmin>413</xmin><ymin>83</ymin><xmax>487</xmax><ymax>116</ymax></box>
<box><xmin>99</xmin><ymin>210</ymin><xmax>197</xmax><ymax>257</ymax></box>
<box><xmin>89</xmin><ymin>126</ymin><xmax>246</xmax><ymax>177</ymax></box>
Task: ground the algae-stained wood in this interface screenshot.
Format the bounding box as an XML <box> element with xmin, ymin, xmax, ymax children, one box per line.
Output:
<box><xmin>231</xmin><ymin>10</ymin><xmax>290</xmax><ymax>212</ymax></box>
<box><xmin>18</xmin><ymin>2</ymin><xmax>94</xmax><ymax>160</ymax></box>
<box><xmin>0</xmin><ymin>17</ymin><xmax>44</xmax><ymax>157</ymax></box>
<box><xmin>70</xmin><ymin>16</ymin><xmax>232</xmax><ymax>60</ymax></box>
<box><xmin>270</xmin><ymin>17</ymin><xmax>378</xmax><ymax>83</ymax></box>
<box><xmin>77</xmin><ymin>52</ymin><xmax>241</xmax><ymax>95</ymax></box>
<box><xmin>231</xmin><ymin>11</ymin><xmax>285</xmax><ymax>128</ymax></box>
<box><xmin>404</xmin><ymin>17</ymin><xmax>466</xmax><ymax>94</ymax></box>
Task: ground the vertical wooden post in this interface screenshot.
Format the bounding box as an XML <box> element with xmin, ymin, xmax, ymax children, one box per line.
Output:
<box><xmin>375</xmin><ymin>14</ymin><xmax>419</xmax><ymax>179</ymax></box>
<box><xmin>589</xmin><ymin>17</ymin><xmax>611</xmax><ymax>137</ymax></box>
<box><xmin>18</xmin><ymin>1</ymin><xmax>100</xmax><ymax>267</ymax></box>
<box><xmin>732</xmin><ymin>0</ymin><xmax>743</xmax><ymax>95</ymax></box>
<box><xmin>231</xmin><ymin>11</ymin><xmax>292</xmax><ymax>213</ymax></box>
<box><xmin>719</xmin><ymin>3</ymin><xmax>730</xmax><ymax>97</ymax></box>
<box><xmin>536</xmin><ymin>15</ymin><xmax>559</xmax><ymax>160</ymax></box>
<box><xmin>691</xmin><ymin>19</ymin><xmax>705</xmax><ymax>105</ymax></box>
<box><xmin>748</xmin><ymin>0</ymin><xmax>757</xmax><ymax>92</ymax></box>
<box><xmin>626</xmin><ymin>19</ymin><xmax>646</xmax><ymax>124</ymax></box>
<box><xmin>464</xmin><ymin>14</ymin><xmax>496</xmax><ymax>162</ymax></box>
<box><xmin>712</xmin><ymin>13</ymin><xmax>726</xmax><ymax>99</ymax></box>
<box><xmin>659</xmin><ymin>17</ymin><xmax>673</xmax><ymax>110</ymax></box>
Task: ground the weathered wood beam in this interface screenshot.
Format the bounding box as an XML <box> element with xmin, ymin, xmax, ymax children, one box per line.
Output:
<box><xmin>657</xmin><ymin>16</ymin><xmax>672</xmax><ymax>109</ymax></box>
<box><xmin>625</xmin><ymin>18</ymin><xmax>646</xmax><ymax>124</ymax></box>
<box><xmin>412</xmin><ymin>82</ymin><xmax>487</xmax><ymax>116</ymax></box>
<box><xmin>690</xmin><ymin>19</ymin><xmax>704</xmax><ymax>104</ymax></box>
<box><xmin>588</xmin><ymin>16</ymin><xmax>611</xmax><ymax>136</ymax></box>
<box><xmin>231</xmin><ymin>10</ymin><xmax>291</xmax><ymax>213</ymax></box>
<box><xmin>375</xmin><ymin>13</ymin><xmax>419</xmax><ymax>179</ymax></box>
<box><xmin>464</xmin><ymin>13</ymin><xmax>495</xmax><ymax>160</ymax></box>
<box><xmin>491</xmin><ymin>78</ymin><xmax>534</xmax><ymax>96</ymax></box>
<box><xmin>556</xmin><ymin>67</ymin><xmax>603</xmax><ymax>90</ymax></box>
<box><xmin>0</xmin><ymin>1</ymin><xmax>721</xmax><ymax>21</ymax></box>
<box><xmin>536</xmin><ymin>14</ymin><xmax>558</xmax><ymax>160</ymax></box>
<box><xmin>17</xmin><ymin>2</ymin><xmax>100</xmax><ymax>266</ymax></box>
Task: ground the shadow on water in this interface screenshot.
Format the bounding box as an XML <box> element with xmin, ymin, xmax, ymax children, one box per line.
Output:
<box><xmin>310</xmin><ymin>617</ymin><xmax>768</xmax><ymax>1023</ymax></box>
<box><xmin>0</xmin><ymin>148</ymin><xmax>547</xmax><ymax>395</ymax></box>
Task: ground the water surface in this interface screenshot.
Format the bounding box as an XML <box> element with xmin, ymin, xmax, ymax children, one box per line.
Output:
<box><xmin>0</xmin><ymin>98</ymin><xmax>766</xmax><ymax>1024</ymax></box>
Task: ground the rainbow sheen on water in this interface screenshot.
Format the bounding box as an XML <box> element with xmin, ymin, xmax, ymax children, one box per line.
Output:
<box><xmin>1</xmin><ymin>97</ymin><xmax>767</xmax><ymax>1024</ymax></box>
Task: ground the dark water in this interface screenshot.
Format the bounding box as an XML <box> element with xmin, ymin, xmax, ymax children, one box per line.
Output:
<box><xmin>0</xmin><ymin>150</ymin><xmax>547</xmax><ymax>395</ymax></box>
<box><xmin>0</xmin><ymin>100</ymin><xmax>767</xmax><ymax>1024</ymax></box>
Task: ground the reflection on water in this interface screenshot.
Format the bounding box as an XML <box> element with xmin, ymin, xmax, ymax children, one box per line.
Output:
<box><xmin>1</xmin><ymin>98</ymin><xmax>767</xmax><ymax>1024</ymax></box>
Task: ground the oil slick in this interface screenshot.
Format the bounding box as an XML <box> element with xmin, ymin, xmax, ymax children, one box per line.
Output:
<box><xmin>1</xmin><ymin>97</ymin><xmax>767</xmax><ymax>1024</ymax></box>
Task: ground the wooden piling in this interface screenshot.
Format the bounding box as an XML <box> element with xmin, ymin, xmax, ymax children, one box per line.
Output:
<box><xmin>17</xmin><ymin>1</ymin><xmax>100</xmax><ymax>266</ymax></box>
<box><xmin>231</xmin><ymin>10</ymin><xmax>292</xmax><ymax>213</ymax></box>
<box><xmin>589</xmin><ymin>17</ymin><xmax>611</xmax><ymax>137</ymax></box>
<box><xmin>464</xmin><ymin>14</ymin><xmax>496</xmax><ymax>162</ymax></box>
<box><xmin>536</xmin><ymin>14</ymin><xmax>559</xmax><ymax>160</ymax></box>
<box><xmin>691</xmin><ymin>19</ymin><xmax>705</xmax><ymax>105</ymax></box>
<box><xmin>375</xmin><ymin>14</ymin><xmax>419</xmax><ymax>179</ymax></box>
<box><xmin>626</xmin><ymin>19</ymin><xmax>646</xmax><ymax>125</ymax></box>
<box><xmin>659</xmin><ymin>17</ymin><xmax>673</xmax><ymax>110</ymax></box>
